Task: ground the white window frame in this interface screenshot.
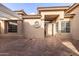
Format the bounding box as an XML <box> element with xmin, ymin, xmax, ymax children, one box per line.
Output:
<box><xmin>61</xmin><ymin>21</ymin><xmax>70</xmax><ymax>33</ymax></box>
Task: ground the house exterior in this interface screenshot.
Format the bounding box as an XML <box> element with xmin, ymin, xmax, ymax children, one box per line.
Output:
<box><xmin>0</xmin><ymin>3</ymin><xmax>79</xmax><ymax>40</ymax></box>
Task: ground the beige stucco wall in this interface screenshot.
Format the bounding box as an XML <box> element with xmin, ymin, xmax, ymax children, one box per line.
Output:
<box><xmin>40</xmin><ymin>10</ymin><xmax>65</xmax><ymax>36</ymax></box>
<box><xmin>57</xmin><ymin>17</ymin><xmax>72</xmax><ymax>38</ymax></box>
<box><xmin>40</xmin><ymin>11</ymin><xmax>64</xmax><ymax>19</ymax></box>
<box><xmin>51</xmin><ymin>17</ymin><xmax>72</xmax><ymax>39</ymax></box>
<box><xmin>39</xmin><ymin>10</ymin><xmax>72</xmax><ymax>38</ymax></box>
<box><xmin>23</xmin><ymin>19</ymin><xmax>44</xmax><ymax>39</ymax></box>
<box><xmin>17</xmin><ymin>21</ymin><xmax>23</xmax><ymax>34</ymax></box>
<box><xmin>68</xmin><ymin>6</ymin><xmax>79</xmax><ymax>40</ymax></box>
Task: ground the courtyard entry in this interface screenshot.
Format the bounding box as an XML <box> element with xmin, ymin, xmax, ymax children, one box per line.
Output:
<box><xmin>44</xmin><ymin>15</ymin><xmax>58</xmax><ymax>37</ymax></box>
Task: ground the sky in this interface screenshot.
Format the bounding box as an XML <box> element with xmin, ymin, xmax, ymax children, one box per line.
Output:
<box><xmin>2</xmin><ymin>3</ymin><xmax>72</xmax><ymax>14</ymax></box>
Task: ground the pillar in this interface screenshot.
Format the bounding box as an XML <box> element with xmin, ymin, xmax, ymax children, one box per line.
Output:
<box><xmin>1</xmin><ymin>21</ymin><xmax>5</xmax><ymax>34</ymax></box>
<box><xmin>17</xmin><ymin>20</ymin><xmax>23</xmax><ymax>34</ymax></box>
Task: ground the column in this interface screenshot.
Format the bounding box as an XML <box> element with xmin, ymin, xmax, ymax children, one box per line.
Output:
<box><xmin>17</xmin><ymin>20</ymin><xmax>23</xmax><ymax>34</ymax></box>
<box><xmin>1</xmin><ymin>21</ymin><xmax>5</xmax><ymax>34</ymax></box>
<box><xmin>59</xmin><ymin>21</ymin><xmax>61</xmax><ymax>33</ymax></box>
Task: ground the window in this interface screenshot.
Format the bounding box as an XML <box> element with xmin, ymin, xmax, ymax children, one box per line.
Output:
<box><xmin>8</xmin><ymin>21</ymin><xmax>17</xmax><ymax>33</ymax></box>
<box><xmin>61</xmin><ymin>21</ymin><xmax>70</xmax><ymax>33</ymax></box>
<box><xmin>56</xmin><ymin>22</ymin><xmax>59</xmax><ymax>32</ymax></box>
<box><xmin>66</xmin><ymin>21</ymin><xmax>70</xmax><ymax>32</ymax></box>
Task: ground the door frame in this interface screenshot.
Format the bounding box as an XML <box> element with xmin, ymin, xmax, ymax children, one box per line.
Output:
<box><xmin>44</xmin><ymin>22</ymin><xmax>53</xmax><ymax>37</ymax></box>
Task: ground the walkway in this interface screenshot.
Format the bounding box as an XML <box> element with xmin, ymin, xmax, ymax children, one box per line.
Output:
<box><xmin>0</xmin><ymin>36</ymin><xmax>78</xmax><ymax>56</ymax></box>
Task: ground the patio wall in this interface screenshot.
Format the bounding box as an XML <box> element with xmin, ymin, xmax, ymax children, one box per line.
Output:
<box><xmin>69</xmin><ymin>6</ymin><xmax>79</xmax><ymax>40</ymax></box>
<box><xmin>23</xmin><ymin>19</ymin><xmax>44</xmax><ymax>39</ymax></box>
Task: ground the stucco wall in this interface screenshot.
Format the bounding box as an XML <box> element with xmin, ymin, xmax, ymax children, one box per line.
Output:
<box><xmin>40</xmin><ymin>10</ymin><xmax>64</xmax><ymax>36</ymax></box>
<box><xmin>17</xmin><ymin>21</ymin><xmax>23</xmax><ymax>34</ymax></box>
<box><xmin>69</xmin><ymin>6</ymin><xmax>79</xmax><ymax>40</ymax></box>
<box><xmin>23</xmin><ymin>19</ymin><xmax>44</xmax><ymax>39</ymax></box>
<box><xmin>40</xmin><ymin>10</ymin><xmax>72</xmax><ymax>38</ymax></box>
<box><xmin>54</xmin><ymin>17</ymin><xmax>72</xmax><ymax>39</ymax></box>
<box><xmin>40</xmin><ymin>11</ymin><xmax>64</xmax><ymax>19</ymax></box>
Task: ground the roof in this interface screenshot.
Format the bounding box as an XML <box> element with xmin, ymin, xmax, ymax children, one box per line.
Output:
<box><xmin>22</xmin><ymin>15</ymin><xmax>41</xmax><ymax>19</ymax></box>
<box><xmin>64</xmin><ymin>14</ymin><xmax>75</xmax><ymax>18</ymax></box>
<box><xmin>14</xmin><ymin>10</ymin><xmax>27</xmax><ymax>15</ymax></box>
<box><xmin>0</xmin><ymin>4</ymin><xmax>20</xmax><ymax>19</ymax></box>
<box><xmin>66</xmin><ymin>3</ymin><xmax>79</xmax><ymax>13</ymax></box>
<box><xmin>37</xmin><ymin>6</ymin><xmax>69</xmax><ymax>11</ymax></box>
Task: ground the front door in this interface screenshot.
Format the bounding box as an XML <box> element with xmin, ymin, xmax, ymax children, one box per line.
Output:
<box><xmin>45</xmin><ymin>22</ymin><xmax>53</xmax><ymax>37</ymax></box>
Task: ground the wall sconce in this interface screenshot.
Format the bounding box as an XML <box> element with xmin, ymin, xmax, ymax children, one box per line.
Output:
<box><xmin>34</xmin><ymin>21</ymin><xmax>41</xmax><ymax>28</ymax></box>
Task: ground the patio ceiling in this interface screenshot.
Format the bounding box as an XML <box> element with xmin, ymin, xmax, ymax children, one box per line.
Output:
<box><xmin>0</xmin><ymin>14</ymin><xmax>9</xmax><ymax>20</ymax></box>
<box><xmin>45</xmin><ymin>15</ymin><xmax>59</xmax><ymax>21</ymax></box>
<box><xmin>0</xmin><ymin>4</ymin><xmax>21</xmax><ymax>20</ymax></box>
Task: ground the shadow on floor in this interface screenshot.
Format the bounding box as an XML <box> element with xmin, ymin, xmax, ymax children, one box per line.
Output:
<box><xmin>0</xmin><ymin>36</ymin><xmax>79</xmax><ymax>56</ymax></box>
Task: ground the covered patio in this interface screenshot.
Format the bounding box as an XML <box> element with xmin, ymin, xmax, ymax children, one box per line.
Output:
<box><xmin>44</xmin><ymin>15</ymin><xmax>59</xmax><ymax>37</ymax></box>
<box><xmin>0</xmin><ymin>4</ymin><xmax>24</xmax><ymax>39</ymax></box>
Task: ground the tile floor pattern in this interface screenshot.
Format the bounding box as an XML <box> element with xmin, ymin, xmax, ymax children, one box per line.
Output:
<box><xmin>0</xmin><ymin>36</ymin><xmax>79</xmax><ymax>56</ymax></box>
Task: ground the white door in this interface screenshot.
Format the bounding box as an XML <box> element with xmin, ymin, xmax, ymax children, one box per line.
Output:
<box><xmin>46</xmin><ymin>23</ymin><xmax>53</xmax><ymax>36</ymax></box>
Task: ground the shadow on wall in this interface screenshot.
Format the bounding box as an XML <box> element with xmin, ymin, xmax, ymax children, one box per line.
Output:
<box><xmin>71</xmin><ymin>13</ymin><xmax>79</xmax><ymax>40</ymax></box>
<box><xmin>24</xmin><ymin>22</ymin><xmax>44</xmax><ymax>39</ymax></box>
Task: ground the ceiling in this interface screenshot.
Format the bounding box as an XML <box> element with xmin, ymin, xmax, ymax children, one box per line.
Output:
<box><xmin>45</xmin><ymin>15</ymin><xmax>59</xmax><ymax>21</ymax></box>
